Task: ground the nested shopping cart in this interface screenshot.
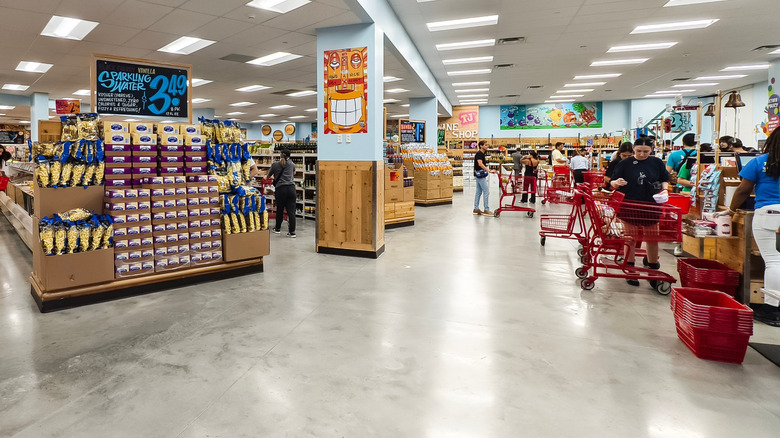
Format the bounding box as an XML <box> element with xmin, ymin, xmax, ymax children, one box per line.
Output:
<box><xmin>495</xmin><ymin>165</ymin><xmax>536</xmax><ymax>218</ymax></box>
<box><xmin>538</xmin><ymin>184</ymin><xmax>617</xmax><ymax>252</ymax></box>
<box><xmin>575</xmin><ymin>188</ymin><xmax>682</xmax><ymax>294</ymax></box>
<box><xmin>541</xmin><ymin>165</ymin><xmax>574</xmax><ymax>205</ymax></box>
<box><xmin>582</xmin><ymin>170</ymin><xmax>605</xmax><ymax>189</ymax></box>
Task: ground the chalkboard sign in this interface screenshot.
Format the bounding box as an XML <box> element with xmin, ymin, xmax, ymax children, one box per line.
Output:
<box><xmin>399</xmin><ymin>119</ymin><xmax>425</xmax><ymax>144</ymax></box>
<box><xmin>94</xmin><ymin>58</ymin><xmax>190</xmax><ymax>119</ymax></box>
<box><xmin>0</xmin><ymin>131</ymin><xmax>24</xmax><ymax>143</ymax></box>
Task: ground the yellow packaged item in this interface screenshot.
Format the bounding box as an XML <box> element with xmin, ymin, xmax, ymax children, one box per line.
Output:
<box><xmin>36</xmin><ymin>161</ymin><xmax>50</xmax><ymax>187</ymax></box>
<box><xmin>54</xmin><ymin>226</ymin><xmax>67</xmax><ymax>255</ymax></box>
<box><xmin>238</xmin><ymin>212</ymin><xmax>247</xmax><ymax>233</ymax></box>
<box><xmin>95</xmin><ymin>162</ymin><xmax>105</xmax><ymax>185</ymax></box>
<box><xmin>79</xmin><ymin>225</ymin><xmax>91</xmax><ymax>252</ymax></box>
<box><xmin>60</xmin><ymin>162</ymin><xmax>73</xmax><ymax>187</ymax></box>
<box><xmin>61</xmin><ymin>117</ymin><xmax>79</xmax><ymax>142</ymax></box>
<box><xmin>230</xmin><ymin>213</ymin><xmax>240</xmax><ymax>232</ymax></box>
<box><xmin>78</xmin><ymin>114</ymin><xmax>99</xmax><ymax>141</ymax></box>
<box><xmin>83</xmin><ymin>164</ymin><xmax>96</xmax><ymax>186</ymax></box>
<box><xmin>70</xmin><ymin>163</ymin><xmax>86</xmax><ymax>187</ymax></box>
<box><xmin>101</xmin><ymin>224</ymin><xmax>113</xmax><ymax>249</ymax></box>
<box><xmin>66</xmin><ymin>224</ymin><xmax>79</xmax><ymax>254</ymax></box>
<box><xmin>91</xmin><ymin>223</ymin><xmax>105</xmax><ymax>251</ymax></box>
<box><xmin>59</xmin><ymin>208</ymin><xmax>92</xmax><ymax>222</ymax></box>
<box><xmin>223</xmin><ymin>214</ymin><xmax>232</xmax><ymax>235</ymax></box>
<box><xmin>40</xmin><ymin>225</ymin><xmax>55</xmax><ymax>256</ymax></box>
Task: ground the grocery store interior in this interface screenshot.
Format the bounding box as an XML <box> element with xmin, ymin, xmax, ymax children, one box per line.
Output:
<box><xmin>3</xmin><ymin>0</ymin><xmax>780</xmax><ymax>436</ymax></box>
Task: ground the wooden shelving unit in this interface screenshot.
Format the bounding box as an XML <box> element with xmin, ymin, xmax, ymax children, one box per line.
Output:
<box><xmin>252</xmin><ymin>149</ymin><xmax>318</xmax><ymax>220</ymax></box>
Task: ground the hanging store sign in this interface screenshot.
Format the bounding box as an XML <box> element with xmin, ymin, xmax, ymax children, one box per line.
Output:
<box><xmin>92</xmin><ymin>55</ymin><xmax>192</xmax><ymax>121</ymax></box>
<box><xmin>55</xmin><ymin>99</ymin><xmax>81</xmax><ymax>115</ymax></box>
<box><xmin>399</xmin><ymin>119</ymin><xmax>425</xmax><ymax>143</ymax></box>
<box><xmin>323</xmin><ymin>46</ymin><xmax>368</xmax><ymax>135</ymax></box>
<box><xmin>439</xmin><ymin>105</ymin><xmax>480</xmax><ymax>141</ymax></box>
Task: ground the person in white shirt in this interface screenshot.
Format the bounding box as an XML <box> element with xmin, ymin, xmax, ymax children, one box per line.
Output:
<box><xmin>551</xmin><ymin>142</ymin><xmax>568</xmax><ymax>166</ymax></box>
<box><xmin>570</xmin><ymin>149</ymin><xmax>590</xmax><ymax>184</ymax></box>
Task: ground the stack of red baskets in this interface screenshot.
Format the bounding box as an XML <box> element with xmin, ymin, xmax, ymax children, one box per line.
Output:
<box><xmin>677</xmin><ymin>258</ymin><xmax>741</xmax><ymax>296</ymax></box>
<box><xmin>671</xmin><ymin>287</ymin><xmax>753</xmax><ymax>363</ymax></box>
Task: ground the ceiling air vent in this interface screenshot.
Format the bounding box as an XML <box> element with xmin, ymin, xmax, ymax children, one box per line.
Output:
<box><xmin>671</xmin><ymin>77</ymin><xmax>692</xmax><ymax>82</ymax></box>
<box><xmin>753</xmin><ymin>45</ymin><xmax>780</xmax><ymax>52</ymax></box>
<box><xmin>502</xmin><ymin>94</ymin><xmax>520</xmax><ymax>98</ymax></box>
<box><xmin>498</xmin><ymin>37</ymin><xmax>525</xmax><ymax>45</ymax></box>
<box><xmin>219</xmin><ymin>54</ymin><xmax>256</xmax><ymax>63</ymax></box>
<box><xmin>526</xmin><ymin>85</ymin><xmax>543</xmax><ymax>89</ymax></box>
<box><xmin>494</xmin><ymin>63</ymin><xmax>515</xmax><ymax>70</ymax></box>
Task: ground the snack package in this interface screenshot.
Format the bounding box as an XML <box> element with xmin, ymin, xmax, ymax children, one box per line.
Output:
<box><xmin>35</xmin><ymin>158</ymin><xmax>51</xmax><ymax>188</ymax></box>
<box><xmin>101</xmin><ymin>217</ymin><xmax>114</xmax><ymax>249</ymax></box>
<box><xmin>90</xmin><ymin>217</ymin><xmax>105</xmax><ymax>251</ymax></box>
<box><xmin>61</xmin><ymin>116</ymin><xmax>79</xmax><ymax>142</ymax></box>
<box><xmin>39</xmin><ymin>219</ymin><xmax>55</xmax><ymax>256</ymax></box>
<box><xmin>78</xmin><ymin>221</ymin><xmax>92</xmax><ymax>252</ymax></box>
<box><xmin>222</xmin><ymin>194</ymin><xmax>232</xmax><ymax>235</ymax></box>
<box><xmin>200</xmin><ymin>117</ymin><xmax>216</xmax><ymax>143</ymax></box>
<box><xmin>66</xmin><ymin>222</ymin><xmax>79</xmax><ymax>254</ymax></box>
<box><xmin>54</xmin><ymin>221</ymin><xmax>67</xmax><ymax>255</ymax></box>
<box><xmin>94</xmin><ymin>140</ymin><xmax>105</xmax><ymax>185</ymax></box>
<box><xmin>78</xmin><ymin>113</ymin><xmax>100</xmax><ymax>141</ymax></box>
<box><xmin>57</xmin><ymin>208</ymin><xmax>92</xmax><ymax>222</ymax></box>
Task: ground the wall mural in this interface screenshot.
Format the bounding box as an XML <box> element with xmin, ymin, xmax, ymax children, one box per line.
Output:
<box><xmin>500</xmin><ymin>102</ymin><xmax>603</xmax><ymax>130</ymax></box>
<box><xmin>323</xmin><ymin>47</ymin><xmax>368</xmax><ymax>134</ymax></box>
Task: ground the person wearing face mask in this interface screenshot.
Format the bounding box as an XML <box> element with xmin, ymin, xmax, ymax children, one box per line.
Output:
<box><xmin>609</xmin><ymin>137</ymin><xmax>670</xmax><ymax>287</ymax></box>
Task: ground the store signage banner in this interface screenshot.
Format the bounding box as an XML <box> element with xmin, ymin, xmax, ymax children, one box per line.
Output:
<box><xmin>323</xmin><ymin>47</ymin><xmax>368</xmax><ymax>135</ymax></box>
<box><xmin>764</xmin><ymin>61</ymin><xmax>780</xmax><ymax>135</ymax></box>
<box><xmin>500</xmin><ymin>102</ymin><xmax>603</xmax><ymax>130</ymax></box>
<box><xmin>439</xmin><ymin>106</ymin><xmax>480</xmax><ymax>141</ymax></box>
<box><xmin>55</xmin><ymin>99</ymin><xmax>81</xmax><ymax>115</ymax></box>
<box><xmin>94</xmin><ymin>58</ymin><xmax>190</xmax><ymax>118</ymax></box>
<box><xmin>399</xmin><ymin>119</ymin><xmax>425</xmax><ymax>143</ymax></box>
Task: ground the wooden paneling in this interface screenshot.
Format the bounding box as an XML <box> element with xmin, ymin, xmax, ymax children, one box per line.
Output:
<box><xmin>38</xmin><ymin>120</ymin><xmax>62</xmax><ymax>143</ymax></box>
<box><xmin>316</xmin><ymin>161</ymin><xmax>384</xmax><ymax>255</ymax></box>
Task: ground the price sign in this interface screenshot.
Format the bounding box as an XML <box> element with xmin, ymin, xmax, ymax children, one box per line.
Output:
<box><xmin>55</xmin><ymin>99</ymin><xmax>81</xmax><ymax>114</ymax></box>
<box><xmin>94</xmin><ymin>57</ymin><xmax>190</xmax><ymax>119</ymax></box>
<box><xmin>399</xmin><ymin>119</ymin><xmax>426</xmax><ymax>143</ymax></box>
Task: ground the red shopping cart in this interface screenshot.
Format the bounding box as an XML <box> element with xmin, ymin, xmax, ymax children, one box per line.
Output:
<box><xmin>538</xmin><ymin>184</ymin><xmax>616</xmax><ymax>250</ymax></box>
<box><xmin>575</xmin><ymin>188</ymin><xmax>682</xmax><ymax>294</ymax></box>
<box><xmin>541</xmin><ymin>166</ymin><xmax>574</xmax><ymax>205</ymax></box>
<box><xmin>582</xmin><ymin>170</ymin><xmax>605</xmax><ymax>189</ymax></box>
<box><xmin>495</xmin><ymin>165</ymin><xmax>536</xmax><ymax>218</ymax></box>
<box><xmin>260</xmin><ymin>178</ymin><xmax>288</xmax><ymax>223</ymax></box>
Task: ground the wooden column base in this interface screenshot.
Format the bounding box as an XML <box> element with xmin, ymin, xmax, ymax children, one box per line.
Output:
<box><xmin>30</xmin><ymin>258</ymin><xmax>264</xmax><ymax>312</ymax></box>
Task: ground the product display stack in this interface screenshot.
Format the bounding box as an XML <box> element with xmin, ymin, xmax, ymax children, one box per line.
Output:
<box><xmin>384</xmin><ymin>145</ymin><xmax>414</xmax><ymax>227</ymax></box>
<box><xmin>130</xmin><ymin>122</ymin><xmax>158</xmax><ymax>187</ymax></box>
<box><xmin>182</xmin><ymin>123</ymin><xmax>208</xmax><ymax>176</ymax></box>
<box><xmin>104</xmin><ymin>122</ymin><xmax>132</xmax><ymax>189</ymax></box>
<box><xmin>400</xmin><ymin>143</ymin><xmax>454</xmax><ymax>206</ymax></box>
<box><xmin>142</xmin><ymin>176</ymin><xmax>192</xmax><ymax>273</ymax></box>
<box><xmin>105</xmin><ymin>188</ymin><xmax>154</xmax><ymax>277</ymax></box>
<box><xmin>157</xmin><ymin>122</ymin><xmax>186</xmax><ymax>178</ymax></box>
<box><xmin>186</xmin><ymin>175</ymin><xmax>223</xmax><ymax>265</ymax></box>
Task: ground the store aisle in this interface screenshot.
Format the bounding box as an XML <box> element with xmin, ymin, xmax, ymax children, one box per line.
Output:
<box><xmin>2</xmin><ymin>192</ymin><xmax>780</xmax><ymax>438</ymax></box>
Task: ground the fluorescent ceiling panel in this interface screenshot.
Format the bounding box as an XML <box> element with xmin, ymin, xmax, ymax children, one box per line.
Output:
<box><xmin>158</xmin><ymin>36</ymin><xmax>215</xmax><ymax>55</ymax></box>
<box><xmin>251</xmin><ymin>120</ymin><xmax>266</xmax><ymax>123</ymax></box>
<box><xmin>674</xmin><ymin>83</ymin><xmax>717</xmax><ymax>87</ymax></box>
<box><xmin>457</xmin><ymin>94</ymin><xmax>489</xmax><ymax>98</ymax></box>
<box><xmin>40</xmin><ymin>15</ymin><xmax>98</xmax><ymax>40</ymax></box>
<box><xmin>304</xmin><ymin>108</ymin><xmax>317</xmax><ymax>112</ymax></box>
<box><xmin>573</xmin><ymin>73</ymin><xmax>621</xmax><ymax>80</ymax></box>
<box><xmin>290</xmin><ymin>116</ymin><xmax>306</xmax><ymax>119</ymax></box>
<box><xmin>721</xmin><ymin>64</ymin><xmax>770</xmax><ymax>71</ymax></box>
<box><xmin>260</xmin><ymin>114</ymin><xmax>278</xmax><ymax>117</ymax></box>
<box><xmin>664</xmin><ymin>0</ymin><xmax>726</xmax><ymax>6</ymax></box>
<box><xmin>246</xmin><ymin>0</ymin><xmax>310</xmax><ymax>13</ymax></box>
<box><xmin>19</xmin><ymin>121</ymin><xmax>30</xmax><ymax>124</ymax></box>
<box><xmin>3</xmin><ymin>84</ymin><xmax>29</xmax><ymax>91</ymax></box>
<box><xmin>384</xmin><ymin>98</ymin><xmax>400</xmax><ymax>103</ymax></box>
<box><xmin>454</xmin><ymin>88</ymin><xmax>489</xmax><ymax>93</ymax></box>
<box><xmin>447</xmin><ymin>69</ymin><xmax>491</xmax><ymax>76</ymax></box>
<box><xmin>287</xmin><ymin>90</ymin><xmax>317</xmax><ymax>97</ymax></box>
<box><xmin>590</xmin><ymin>58</ymin><xmax>648</xmax><ymax>66</ymax></box>
<box><xmin>123</xmin><ymin>118</ymin><xmax>139</xmax><ymax>122</ymax></box>
<box><xmin>192</xmin><ymin>98</ymin><xmax>212</xmax><ymax>103</ymax></box>
<box><xmin>556</xmin><ymin>89</ymin><xmax>593</xmax><ymax>93</ymax></box>
<box><xmin>0</xmin><ymin>105</ymin><xmax>16</xmax><ymax>110</ymax></box>
<box><xmin>436</xmin><ymin>39</ymin><xmax>495</xmax><ymax>51</ymax></box>
<box><xmin>644</xmin><ymin>95</ymin><xmax>675</xmax><ymax>98</ymax></box>
<box><xmin>191</xmin><ymin>78</ymin><xmax>212</xmax><ymax>87</ymax></box>
<box><xmin>655</xmin><ymin>89</ymin><xmax>695</xmax><ymax>93</ymax></box>
<box><xmin>270</xmin><ymin>104</ymin><xmax>294</xmax><ymax>109</ymax></box>
<box><xmin>607</xmin><ymin>42</ymin><xmax>677</xmax><ymax>53</ymax></box>
<box><xmin>226</xmin><ymin>112</ymin><xmax>246</xmax><ymax>116</ymax></box>
<box><xmin>427</xmin><ymin>15</ymin><xmax>498</xmax><ymax>32</ymax></box>
<box><xmin>247</xmin><ymin>52</ymin><xmax>302</xmax><ymax>66</ymax></box>
<box><xmin>551</xmin><ymin>95</ymin><xmax>583</xmax><ymax>98</ymax></box>
<box><xmin>694</xmin><ymin>75</ymin><xmax>747</xmax><ymax>80</ymax></box>
<box><xmin>564</xmin><ymin>82</ymin><xmax>605</xmax><ymax>87</ymax></box>
<box><xmin>73</xmin><ymin>89</ymin><xmax>91</xmax><ymax>96</ymax></box>
<box><xmin>230</xmin><ymin>102</ymin><xmax>256</xmax><ymax>107</ymax></box>
<box><xmin>386</xmin><ymin>88</ymin><xmax>409</xmax><ymax>94</ymax></box>
<box><xmin>16</xmin><ymin>61</ymin><xmax>53</xmax><ymax>73</ymax></box>
<box><xmin>383</xmin><ymin>76</ymin><xmax>402</xmax><ymax>82</ymax></box>
<box><xmin>442</xmin><ymin>56</ymin><xmax>494</xmax><ymax>65</ymax></box>
<box><xmin>631</xmin><ymin>19</ymin><xmax>718</xmax><ymax>34</ymax></box>
<box><xmin>236</xmin><ymin>85</ymin><xmax>271</xmax><ymax>92</ymax></box>
<box><xmin>452</xmin><ymin>81</ymin><xmax>490</xmax><ymax>87</ymax></box>
<box><xmin>545</xmin><ymin>99</ymin><xmax>575</xmax><ymax>103</ymax></box>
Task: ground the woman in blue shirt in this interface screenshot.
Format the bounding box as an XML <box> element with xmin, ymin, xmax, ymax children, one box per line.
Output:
<box><xmin>725</xmin><ymin>128</ymin><xmax>780</xmax><ymax>292</ymax></box>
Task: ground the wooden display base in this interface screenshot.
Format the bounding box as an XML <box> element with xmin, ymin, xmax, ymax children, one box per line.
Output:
<box><xmin>453</xmin><ymin>187</ymin><xmax>464</xmax><ymax>192</ymax></box>
<box><xmin>385</xmin><ymin>217</ymin><xmax>414</xmax><ymax>229</ymax></box>
<box><xmin>30</xmin><ymin>258</ymin><xmax>264</xmax><ymax>312</ymax></box>
<box><xmin>415</xmin><ymin>198</ymin><xmax>453</xmax><ymax>206</ymax></box>
<box><xmin>317</xmin><ymin>244</ymin><xmax>385</xmax><ymax>259</ymax></box>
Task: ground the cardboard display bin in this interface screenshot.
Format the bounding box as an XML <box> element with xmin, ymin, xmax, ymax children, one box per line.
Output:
<box><xmin>223</xmin><ymin>229</ymin><xmax>269</xmax><ymax>262</ymax></box>
<box><xmin>33</xmin><ymin>184</ymin><xmax>104</xmax><ymax>218</ymax></box>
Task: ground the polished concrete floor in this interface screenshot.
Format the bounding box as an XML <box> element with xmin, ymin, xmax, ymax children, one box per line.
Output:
<box><xmin>2</xmin><ymin>187</ymin><xmax>780</xmax><ymax>438</ymax></box>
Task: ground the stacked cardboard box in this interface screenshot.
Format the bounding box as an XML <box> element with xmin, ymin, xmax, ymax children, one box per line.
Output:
<box><xmin>157</xmin><ymin>123</ymin><xmax>185</xmax><ymax>177</ymax></box>
<box><xmin>130</xmin><ymin>123</ymin><xmax>158</xmax><ymax>187</ymax></box>
<box><xmin>182</xmin><ymin>125</ymin><xmax>208</xmax><ymax>176</ymax></box>
<box><xmin>143</xmin><ymin>176</ymin><xmax>191</xmax><ymax>273</ymax></box>
<box><xmin>384</xmin><ymin>162</ymin><xmax>414</xmax><ymax>224</ymax></box>
<box><xmin>105</xmin><ymin>188</ymin><xmax>154</xmax><ymax>278</ymax></box>
<box><xmin>104</xmin><ymin>122</ymin><xmax>132</xmax><ymax>189</ymax></box>
<box><xmin>186</xmin><ymin>175</ymin><xmax>223</xmax><ymax>265</ymax></box>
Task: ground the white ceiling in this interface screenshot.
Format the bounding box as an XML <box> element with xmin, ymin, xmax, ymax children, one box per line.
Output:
<box><xmin>0</xmin><ymin>0</ymin><xmax>778</xmax><ymax>124</ymax></box>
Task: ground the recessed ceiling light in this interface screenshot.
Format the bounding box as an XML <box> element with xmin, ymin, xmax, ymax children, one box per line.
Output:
<box><xmin>246</xmin><ymin>0</ymin><xmax>310</xmax><ymax>13</ymax></box>
<box><xmin>556</xmin><ymin>89</ymin><xmax>593</xmax><ymax>93</ymax></box>
<box><xmin>226</xmin><ymin>111</ymin><xmax>246</xmax><ymax>116</ymax></box>
<box><xmin>3</xmin><ymin>84</ymin><xmax>29</xmax><ymax>91</ymax></box>
<box><xmin>655</xmin><ymin>89</ymin><xmax>695</xmax><ymax>93</ymax></box>
<box><xmin>459</xmin><ymin>99</ymin><xmax>488</xmax><ymax>104</ymax></box>
<box><xmin>236</xmin><ymin>84</ymin><xmax>271</xmax><ymax>92</ymax></box>
<box><xmin>192</xmin><ymin>98</ymin><xmax>212</xmax><ymax>103</ymax></box>
<box><xmin>123</xmin><ymin>118</ymin><xmax>139</xmax><ymax>122</ymax></box>
<box><xmin>401</xmin><ymin>104</ymin><xmax>410</xmax><ymax>108</ymax></box>
<box><xmin>390</xmin><ymin>114</ymin><xmax>410</xmax><ymax>118</ymax></box>
<box><xmin>247</xmin><ymin>52</ymin><xmax>302</xmax><ymax>66</ymax></box>
<box><xmin>384</xmin><ymin>76</ymin><xmax>403</xmax><ymax>82</ymax></box>
<box><xmin>191</xmin><ymin>78</ymin><xmax>212</xmax><ymax>87</ymax></box>
<box><xmin>694</xmin><ymin>74</ymin><xmax>747</xmax><ymax>80</ymax></box>
<box><xmin>457</xmin><ymin>94</ymin><xmax>489</xmax><ymax>98</ymax></box>
<box><xmin>19</xmin><ymin>121</ymin><xmax>31</xmax><ymax>124</ymax></box>
<box><xmin>573</xmin><ymin>73</ymin><xmax>622</xmax><ymax>80</ymax></box>
<box><xmin>545</xmin><ymin>99</ymin><xmax>575</xmax><ymax>103</ymax></box>
<box><xmin>447</xmin><ymin>69</ymin><xmax>492</xmax><ymax>76</ymax></box>
<box><xmin>251</xmin><ymin>120</ymin><xmax>266</xmax><ymax>123</ymax></box>
<box><xmin>290</xmin><ymin>116</ymin><xmax>306</xmax><ymax>119</ymax></box>
<box><xmin>770</xmin><ymin>48</ymin><xmax>780</xmax><ymax>55</ymax></box>
<box><xmin>228</xmin><ymin>118</ymin><xmax>241</xmax><ymax>121</ymax></box>
<box><xmin>16</xmin><ymin>61</ymin><xmax>53</xmax><ymax>73</ymax></box>
<box><xmin>40</xmin><ymin>15</ymin><xmax>98</xmax><ymax>40</ymax></box>
<box><xmin>454</xmin><ymin>88</ymin><xmax>490</xmax><ymax>93</ymax></box>
<box><xmin>260</xmin><ymin>113</ymin><xmax>278</xmax><ymax>117</ymax></box>
<box><xmin>608</xmin><ymin>42</ymin><xmax>678</xmax><ymax>53</ymax></box>
<box><xmin>0</xmin><ymin>114</ymin><xmax>5</xmax><ymax>116</ymax></box>
<box><xmin>0</xmin><ymin>105</ymin><xmax>16</xmax><ymax>110</ymax></box>
<box><xmin>673</xmin><ymin>83</ymin><xmax>718</xmax><ymax>87</ymax></box>
<box><xmin>442</xmin><ymin>56</ymin><xmax>494</xmax><ymax>65</ymax></box>
<box><xmin>230</xmin><ymin>102</ymin><xmax>256</xmax><ymax>107</ymax></box>
<box><xmin>436</xmin><ymin>39</ymin><xmax>496</xmax><ymax>51</ymax></box>
<box><xmin>304</xmin><ymin>108</ymin><xmax>317</xmax><ymax>112</ymax></box>
<box><xmin>452</xmin><ymin>81</ymin><xmax>490</xmax><ymax>87</ymax></box>
<box><xmin>590</xmin><ymin>58</ymin><xmax>648</xmax><ymax>66</ymax></box>
<box><xmin>160</xmin><ymin>120</ymin><xmax>175</xmax><ymax>123</ymax></box>
<box><xmin>279</xmin><ymin>120</ymin><xmax>290</xmax><ymax>123</ymax></box>
<box><xmin>158</xmin><ymin>36</ymin><xmax>215</xmax><ymax>55</ymax></box>
<box><xmin>631</xmin><ymin>19</ymin><xmax>718</xmax><ymax>34</ymax></box>
<box><xmin>664</xmin><ymin>0</ymin><xmax>726</xmax><ymax>6</ymax></box>
<box><xmin>386</xmin><ymin>88</ymin><xmax>409</xmax><ymax>94</ymax></box>
<box><xmin>384</xmin><ymin>98</ymin><xmax>400</xmax><ymax>103</ymax></box>
<box><xmin>72</xmin><ymin>89</ymin><xmax>91</xmax><ymax>96</ymax></box>
<box><xmin>551</xmin><ymin>95</ymin><xmax>583</xmax><ymax>98</ymax></box>
<box><xmin>721</xmin><ymin>64</ymin><xmax>770</xmax><ymax>71</ymax></box>
<box><xmin>644</xmin><ymin>94</ymin><xmax>675</xmax><ymax>98</ymax></box>
<box><xmin>270</xmin><ymin>104</ymin><xmax>295</xmax><ymax>110</ymax></box>
<box><xmin>564</xmin><ymin>82</ymin><xmax>606</xmax><ymax>87</ymax></box>
<box><xmin>427</xmin><ymin>15</ymin><xmax>498</xmax><ymax>32</ymax></box>
<box><xmin>287</xmin><ymin>90</ymin><xmax>317</xmax><ymax>97</ymax></box>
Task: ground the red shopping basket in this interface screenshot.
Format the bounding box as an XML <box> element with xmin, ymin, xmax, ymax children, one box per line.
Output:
<box><xmin>666</xmin><ymin>193</ymin><xmax>691</xmax><ymax>214</ymax></box>
<box><xmin>0</xmin><ymin>176</ymin><xmax>8</xmax><ymax>191</ymax></box>
<box><xmin>582</xmin><ymin>170</ymin><xmax>605</xmax><ymax>187</ymax></box>
<box><xmin>670</xmin><ymin>287</ymin><xmax>752</xmax><ymax>364</ymax></box>
<box><xmin>677</xmin><ymin>258</ymin><xmax>740</xmax><ymax>296</ymax></box>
